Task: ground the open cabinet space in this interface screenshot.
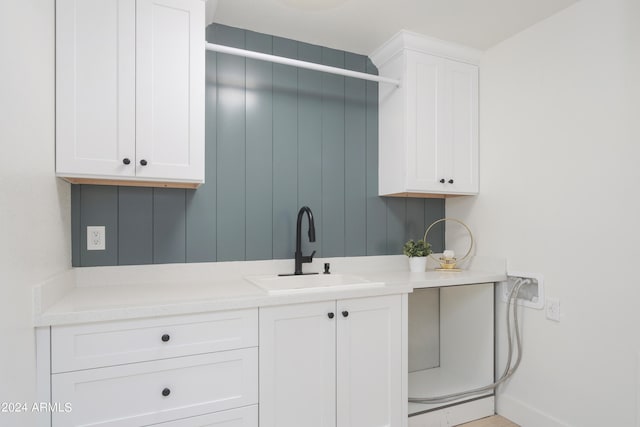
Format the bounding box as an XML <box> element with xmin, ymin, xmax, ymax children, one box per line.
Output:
<box><xmin>408</xmin><ymin>283</ymin><xmax>494</xmax><ymax>425</ymax></box>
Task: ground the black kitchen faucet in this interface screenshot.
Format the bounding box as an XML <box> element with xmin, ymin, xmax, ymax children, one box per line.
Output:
<box><xmin>294</xmin><ymin>206</ymin><xmax>316</xmax><ymax>275</ymax></box>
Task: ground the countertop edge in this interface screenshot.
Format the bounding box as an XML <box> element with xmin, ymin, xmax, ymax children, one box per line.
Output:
<box><xmin>34</xmin><ymin>284</ymin><xmax>414</xmax><ymax>327</ymax></box>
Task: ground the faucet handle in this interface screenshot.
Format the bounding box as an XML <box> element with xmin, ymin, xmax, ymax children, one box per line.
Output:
<box><xmin>302</xmin><ymin>250</ymin><xmax>316</xmax><ymax>263</ymax></box>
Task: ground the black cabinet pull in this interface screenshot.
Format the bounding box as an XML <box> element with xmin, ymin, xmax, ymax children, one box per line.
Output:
<box><xmin>448</xmin><ymin>179</ymin><xmax>454</xmax><ymax>184</ymax></box>
<box><xmin>342</xmin><ymin>311</ymin><xmax>349</xmax><ymax>318</ymax></box>
<box><xmin>140</xmin><ymin>159</ymin><xmax>148</xmax><ymax>166</ymax></box>
<box><xmin>439</xmin><ymin>178</ymin><xmax>445</xmax><ymax>183</ymax></box>
<box><xmin>161</xmin><ymin>334</ymin><xmax>170</xmax><ymax>342</ymax></box>
<box><xmin>122</xmin><ymin>158</ymin><xmax>131</xmax><ymax>165</ymax></box>
<box><xmin>327</xmin><ymin>312</ymin><xmax>335</xmax><ymax>319</ymax></box>
<box><xmin>162</xmin><ymin>388</ymin><xmax>171</xmax><ymax>397</ymax></box>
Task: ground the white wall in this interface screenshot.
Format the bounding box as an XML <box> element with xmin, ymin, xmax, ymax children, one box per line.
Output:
<box><xmin>0</xmin><ymin>1</ymin><xmax>71</xmax><ymax>425</ymax></box>
<box><xmin>447</xmin><ymin>0</ymin><xmax>640</xmax><ymax>425</ymax></box>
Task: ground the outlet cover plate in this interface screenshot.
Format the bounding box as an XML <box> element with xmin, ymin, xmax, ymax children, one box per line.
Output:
<box><xmin>546</xmin><ymin>297</ymin><xmax>561</xmax><ymax>321</ymax></box>
<box><xmin>87</xmin><ymin>226</ymin><xmax>105</xmax><ymax>251</ymax></box>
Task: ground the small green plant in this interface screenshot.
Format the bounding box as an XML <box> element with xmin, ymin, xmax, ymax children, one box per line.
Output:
<box><xmin>402</xmin><ymin>239</ymin><xmax>432</xmax><ymax>257</ymax></box>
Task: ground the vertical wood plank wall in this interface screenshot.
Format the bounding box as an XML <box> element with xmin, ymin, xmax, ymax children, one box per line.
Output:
<box><xmin>71</xmin><ymin>24</ymin><xmax>445</xmax><ymax>267</ymax></box>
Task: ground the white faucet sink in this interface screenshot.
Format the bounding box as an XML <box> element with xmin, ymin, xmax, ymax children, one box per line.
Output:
<box><xmin>246</xmin><ymin>273</ymin><xmax>384</xmax><ymax>295</ymax></box>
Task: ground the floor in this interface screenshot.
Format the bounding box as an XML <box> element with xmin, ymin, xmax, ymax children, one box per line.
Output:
<box><xmin>458</xmin><ymin>415</ymin><xmax>519</xmax><ymax>427</ymax></box>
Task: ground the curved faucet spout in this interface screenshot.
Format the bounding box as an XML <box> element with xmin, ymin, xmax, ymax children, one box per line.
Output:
<box><xmin>298</xmin><ymin>206</ymin><xmax>316</xmax><ymax>244</ymax></box>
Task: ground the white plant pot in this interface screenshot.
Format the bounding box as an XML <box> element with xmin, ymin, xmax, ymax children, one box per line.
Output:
<box><xmin>408</xmin><ymin>256</ymin><xmax>427</xmax><ymax>273</ymax></box>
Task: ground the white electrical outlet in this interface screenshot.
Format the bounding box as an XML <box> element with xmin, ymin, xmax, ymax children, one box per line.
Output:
<box><xmin>87</xmin><ymin>226</ymin><xmax>105</xmax><ymax>251</ymax></box>
<box><xmin>546</xmin><ymin>297</ymin><xmax>561</xmax><ymax>321</ymax></box>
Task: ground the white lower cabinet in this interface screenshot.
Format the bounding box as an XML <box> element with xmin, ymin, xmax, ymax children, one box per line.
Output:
<box><xmin>149</xmin><ymin>405</ymin><xmax>258</xmax><ymax>426</ymax></box>
<box><xmin>259</xmin><ymin>300</ymin><xmax>337</xmax><ymax>427</ymax></box>
<box><xmin>52</xmin><ymin>349</ymin><xmax>257</xmax><ymax>427</ymax></box>
<box><xmin>42</xmin><ymin>295</ymin><xmax>407</xmax><ymax>427</ymax></box>
<box><xmin>259</xmin><ymin>294</ymin><xmax>403</xmax><ymax>427</ymax></box>
<box><xmin>51</xmin><ymin>309</ymin><xmax>258</xmax><ymax>373</ymax></box>
<box><xmin>48</xmin><ymin>309</ymin><xmax>258</xmax><ymax>427</ymax></box>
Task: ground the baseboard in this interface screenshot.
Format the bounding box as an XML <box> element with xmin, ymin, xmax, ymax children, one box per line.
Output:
<box><xmin>497</xmin><ymin>394</ymin><xmax>571</xmax><ymax>427</ymax></box>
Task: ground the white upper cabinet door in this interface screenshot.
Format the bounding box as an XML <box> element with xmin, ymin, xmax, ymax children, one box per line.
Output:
<box><xmin>405</xmin><ymin>51</ymin><xmax>444</xmax><ymax>193</ymax></box>
<box><xmin>56</xmin><ymin>0</ymin><xmax>136</xmax><ymax>177</ymax></box>
<box><xmin>136</xmin><ymin>0</ymin><xmax>205</xmax><ymax>182</ymax></box>
<box><xmin>259</xmin><ymin>301</ymin><xmax>337</xmax><ymax>427</ymax></box>
<box><xmin>336</xmin><ymin>295</ymin><xmax>402</xmax><ymax>427</ymax></box>
<box><xmin>443</xmin><ymin>59</ymin><xmax>478</xmax><ymax>194</ymax></box>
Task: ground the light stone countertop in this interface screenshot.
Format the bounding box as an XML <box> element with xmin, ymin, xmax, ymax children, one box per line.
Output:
<box><xmin>33</xmin><ymin>255</ymin><xmax>506</xmax><ymax>327</ymax></box>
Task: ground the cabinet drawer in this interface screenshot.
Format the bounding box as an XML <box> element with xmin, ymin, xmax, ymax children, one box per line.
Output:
<box><xmin>52</xmin><ymin>348</ymin><xmax>258</xmax><ymax>427</ymax></box>
<box><xmin>52</xmin><ymin>309</ymin><xmax>258</xmax><ymax>373</ymax></box>
<box><xmin>150</xmin><ymin>405</ymin><xmax>258</xmax><ymax>426</ymax></box>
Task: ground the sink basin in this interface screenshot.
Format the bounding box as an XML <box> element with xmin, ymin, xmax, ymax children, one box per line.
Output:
<box><xmin>246</xmin><ymin>273</ymin><xmax>384</xmax><ymax>295</ymax></box>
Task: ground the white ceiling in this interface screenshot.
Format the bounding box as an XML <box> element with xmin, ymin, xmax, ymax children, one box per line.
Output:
<box><xmin>211</xmin><ymin>0</ymin><xmax>579</xmax><ymax>55</ymax></box>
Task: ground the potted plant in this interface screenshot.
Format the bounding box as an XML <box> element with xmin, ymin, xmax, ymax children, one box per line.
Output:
<box><xmin>403</xmin><ymin>239</ymin><xmax>432</xmax><ymax>273</ymax></box>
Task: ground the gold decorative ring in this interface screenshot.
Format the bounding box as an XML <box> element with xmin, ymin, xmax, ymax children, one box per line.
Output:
<box><xmin>423</xmin><ymin>218</ymin><xmax>474</xmax><ymax>265</ymax></box>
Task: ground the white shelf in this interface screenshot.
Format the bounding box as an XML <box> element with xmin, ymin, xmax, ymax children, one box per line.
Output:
<box><xmin>408</xmin><ymin>365</ymin><xmax>494</xmax><ymax>415</ymax></box>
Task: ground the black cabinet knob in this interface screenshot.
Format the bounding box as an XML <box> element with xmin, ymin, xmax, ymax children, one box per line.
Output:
<box><xmin>162</xmin><ymin>388</ymin><xmax>171</xmax><ymax>397</ymax></box>
<box><xmin>327</xmin><ymin>312</ymin><xmax>335</xmax><ymax>319</ymax></box>
<box><xmin>140</xmin><ymin>159</ymin><xmax>148</xmax><ymax>166</ymax></box>
<box><xmin>161</xmin><ymin>334</ymin><xmax>170</xmax><ymax>342</ymax></box>
<box><xmin>448</xmin><ymin>179</ymin><xmax>454</xmax><ymax>184</ymax></box>
<box><xmin>439</xmin><ymin>179</ymin><xmax>445</xmax><ymax>183</ymax></box>
<box><xmin>342</xmin><ymin>311</ymin><xmax>349</xmax><ymax>318</ymax></box>
<box><xmin>122</xmin><ymin>158</ymin><xmax>131</xmax><ymax>165</ymax></box>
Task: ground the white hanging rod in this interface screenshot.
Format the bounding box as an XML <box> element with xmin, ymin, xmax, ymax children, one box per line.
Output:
<box><xmin>205</xmin><ymin>42</ymin><xmax>401</xmax><ymax>87</ymax></box>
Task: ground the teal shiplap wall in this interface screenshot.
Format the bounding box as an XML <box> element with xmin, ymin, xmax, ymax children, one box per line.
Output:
<box><xmin>71</xmin><ymin>24</ymin><xmax>445</xmax><ymax>267</ymax></box>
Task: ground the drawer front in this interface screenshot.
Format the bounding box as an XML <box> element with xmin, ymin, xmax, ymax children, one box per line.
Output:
<box><xmin>52</xmin><ymin>348</ymin><xmax>258</xmax><ymax>427</ymax></box>
<box><xmin>150</xmin><ymin>405</ymin><xmax>258</xmax><ymax>426</ymax></box>
<box><xmin>52</xmin><ymin>309</ymin><xmax>258</xmax><ymax>372</ymax></box>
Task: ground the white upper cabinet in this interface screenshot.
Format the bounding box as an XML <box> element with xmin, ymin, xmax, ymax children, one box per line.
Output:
<box><xmin>372</xmin><ymin>31</ymin><xmax>481</xmax><ymax>198</ymax></box>
<box><xmin>56</xmin><ymin>0</ymin><xmax>205</xmax><ymax>188</ymax></box>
